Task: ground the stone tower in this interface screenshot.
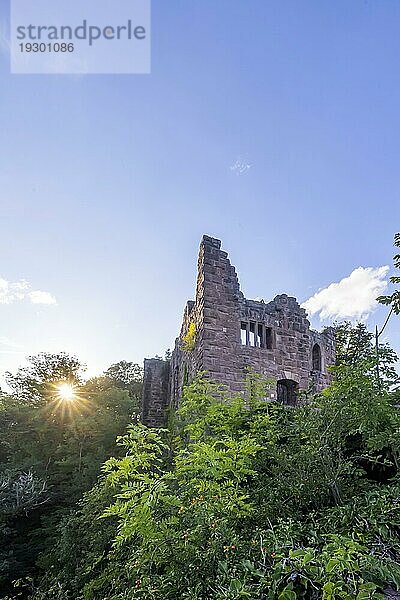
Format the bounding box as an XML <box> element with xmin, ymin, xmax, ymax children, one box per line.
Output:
<box><xmin>141</xmin><ymin>235</ymin><xmax>335</xmax><ymax>427</ymax></box>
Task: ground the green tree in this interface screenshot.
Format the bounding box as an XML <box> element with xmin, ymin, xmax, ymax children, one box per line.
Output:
<box><xmin>378</xmin><ymin>232</ymin><xmax>400</xmax><ymax>315</ymax></box>
<box><xmin>104</xmin><ymin>360</ymin><xmax>143</xmax><ymax>405</ymax></box>
<box><xmin>0</xmin><ymin>354</ymin><xmax>142</xmax><ymax>598</ymax></box>
<box><xmin>5</xmin><ymin>352</ymin><xmax>84</xmax><ymax>406</ymax></box>
<box><xmin>334</xmin><ymin>321</ymin><xmax>399</xmax><ymax>391</ymax></box>
<box><xmin>334</xmin><ymin>322</ymin><xmax>375</xmax><ymax>366</ymax></box>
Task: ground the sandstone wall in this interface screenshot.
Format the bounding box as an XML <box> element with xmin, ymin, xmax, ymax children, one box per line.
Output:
<box><xmin>142</xmin><ymin>235</ymin><xmax>336</xmax><ymax>426</ymax></box>
<box><xmin>141</xmin><ymin>358</ymin><xmax>170</xmax><ymax>427</ymax></box>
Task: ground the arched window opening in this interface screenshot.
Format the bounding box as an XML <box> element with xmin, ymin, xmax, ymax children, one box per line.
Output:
<box><xmin>312</xmin><ymin>344</ymin><xmax>322</xmax><ymax>372</ymax></box>
<box><xmin>277</xmin><ymin>379</ymin><xmax>298</xmax><ymax>406</ymax></box>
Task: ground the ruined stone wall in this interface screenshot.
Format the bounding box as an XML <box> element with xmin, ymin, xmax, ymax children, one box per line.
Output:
<box><xmin>141</xmin><ymin>358</ymin><xmax>170</xmax><ymax>427</ymax></box>
<box><xmin>237</xmin><ymin>295</ymin><xmax>335</xmax><ymax>396</ymax></box>
<box><xmin>310</xmin><ymin>327</ymin><xmax>336</xmax><ymax>390</ymax></box>
<box><xmin>169</xmin><ymin>235</ymin><xmax>247</xmax><ymax>402</ymax></box>
<box><xmin>169</xmin><ymin>235</ymin><xmax>334</xmax><ymax>399</ymax></box>
<box><xmin>169</xmin><ymin>299</ymin><xmax>202</xmax><ymax>411</ymax></box>
<box><xmin>197</xmin><ymin>235</ymin><xmax>245</xmax><ymax>392</ymax></box>
<box><xmin>141</xmin><ymin>235</ymin><xmax>336</xmax><ymax>426</ymax></box>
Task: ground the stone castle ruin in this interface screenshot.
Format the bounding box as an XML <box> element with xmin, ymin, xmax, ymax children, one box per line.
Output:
<box><xmin>141</xmin><ymin>235</ymin><xmax>335</xmax><ymax>427</ymax></box>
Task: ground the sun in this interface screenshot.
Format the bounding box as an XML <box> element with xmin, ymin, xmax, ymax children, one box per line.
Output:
<box><xmin>57</xmin><ymin>383</ymin><xmax>76</xmax><ymax>401</ymax></box>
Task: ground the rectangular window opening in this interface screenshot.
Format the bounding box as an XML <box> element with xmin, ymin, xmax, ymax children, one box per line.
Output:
<box><xmin>249</xmin><ymin>322</ymin><xmax>256</xmax><ymax>347</ymax></box>
<box><xmin>240</xmin><ymin>322</ymin><xmax>247</xmax><ymax>345</ymax></box>
<box><xmin>257</xmin><ymin>323</ymin><xmax>263</xmax><ymax>348</ymax></box>
<box><xmin>241</xmin><ymin>321</ymin><xmax>274</xmax><ymax>349</ymax></box>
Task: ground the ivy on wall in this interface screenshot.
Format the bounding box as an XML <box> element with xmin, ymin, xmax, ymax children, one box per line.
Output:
<box><xmin>182</xmin><ymin>322</ymin><xmax>196</xmax><ymax>352</ymax></box>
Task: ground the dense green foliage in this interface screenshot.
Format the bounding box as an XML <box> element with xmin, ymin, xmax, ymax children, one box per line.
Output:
<box><xmin>0</xmin><ymin>354</ymin><xmax>142</xmax><ymax>597</ymax></box>
<box><xmin>14</xmin><ymin>322</ymin><xmax>397</xmax><ymax>600</ymax></box>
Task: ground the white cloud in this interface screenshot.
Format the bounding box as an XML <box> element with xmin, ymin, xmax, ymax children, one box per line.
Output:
<box><xmin>0</xmin><ymin>336</ymin><xmax>24</xmax><ymax>356</ymax></box>
<box><xmin>0</xmin><ymin>277</ymin><xmax>57</xmax><ymax>306</ymax></box>
<box><xmin>28</xmin><ymin>290</ymin><xmax>57</xmax><ymax>305</ymax></box>
<box><xmin>302</xmin><ymin>266</ymin><xmax>389</xmax><ymax>322</ymax></box>
<box><xmin>0</xmin><ymin>278</ymin><xmax>30</xmax><ymax>304</ymax></box>
<box><xmin>230</xmin><ymin>156</ymin><xmax>252</xmax><ymax>175</ymax></box>
<box><xmin>0</xmin><ymin>336</ymin><xmax>22</xmax><ymax>349</ymax></box>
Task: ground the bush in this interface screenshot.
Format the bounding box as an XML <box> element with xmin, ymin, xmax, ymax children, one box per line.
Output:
<box><xmin>35</xmin><ymin>358</ymin><xmax>400</xmax><ymax>599</ymax></box>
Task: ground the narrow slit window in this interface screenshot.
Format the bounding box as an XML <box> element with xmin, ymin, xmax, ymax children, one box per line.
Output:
<box><xmin>249</xmin><ymin>322</ymin><xmax>256</xmax><ymax>346</ymax></box>
<box><xmin>240</xmin><ymin>322</ymin><xmax>247</xmax><ymax>345</ymax></box>
<box><xmin>173</xmin><ymin>366</ymin><xmax>180</xmax><ymax>401</ymax></box>
<box><xmin>257</xmin><ymin>323</ymin><xmax>263</xmax><ymax>348</ymax></box>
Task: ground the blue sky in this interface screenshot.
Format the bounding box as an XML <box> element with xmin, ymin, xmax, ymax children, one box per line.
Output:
<box><xmin>0</xmin><ymin>0</ymin><xmax>399</xmax><ymax>381</ymax></box>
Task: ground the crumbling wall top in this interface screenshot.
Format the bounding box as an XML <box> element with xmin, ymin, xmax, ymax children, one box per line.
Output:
<box><xmin>202</xmin><ymin>234</ymin><xmax>221</xmax><ymax>249</ymax></box>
